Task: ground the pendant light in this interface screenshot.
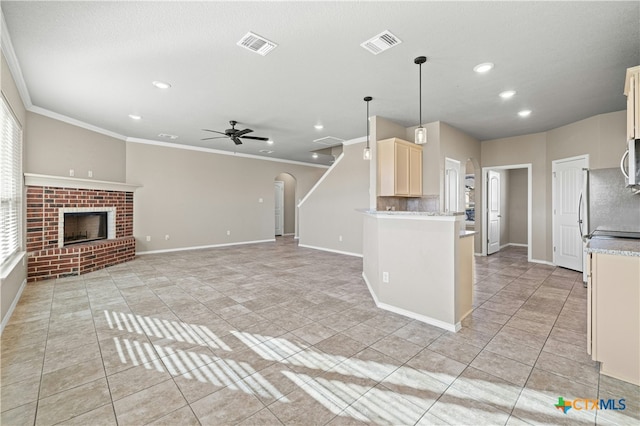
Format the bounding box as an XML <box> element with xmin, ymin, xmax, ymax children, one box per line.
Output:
<box><xmin>414</xmin><ymin>56</ymin><xmax>427</xmax><ymax>145</ymax></box>
<box><xmin>363</xmin><ymin>96</ymin><xmax>372</xmax><ymax>160</ymax></box>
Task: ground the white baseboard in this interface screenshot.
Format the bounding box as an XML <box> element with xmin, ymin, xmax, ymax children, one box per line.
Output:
<box><xmin>136</xmin><ymin>239</ymin><xmax>276</xmax><ymax>255</ymax></box>
<box><xmin>1</xmin><ymin>278</ymin><xmax>27</xmax><ymax>335</ymax></box>
<box><xmin>500</xmin><ymin>243</ymin><xmax>528</xmax><ymax>249</ymax></box>
<box><xmin>297</xmin><ymin>244</ymin><xmax>362</xmax><ymax>258</ymax></box>
<box><xmin>529</xmin><ymin>258</ymin><xmax>555</xmax><ymax>266</ymax></box>
<box><xmin>361</xmin><ymin>272</ymin><xmax>459</xmax><ymax>332</ymax></box>
<box><xmin>282</xmin><ymin>233</ymin><xmax>295</xmax><ymax>236</ymax></box>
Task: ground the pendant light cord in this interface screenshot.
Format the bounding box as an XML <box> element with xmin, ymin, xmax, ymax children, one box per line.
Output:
<box><xmin>419</xmin><ymin>62</ymin><xmax>422</xmax><ymax>127</ymax></box>
<box><xmin>364</xmin><ymin>96</ymin><xmax>372</xmax><ymax>149</ymax></box>
<box><xmin>366</xmin><ymin>100</ymin><xmax>370</xmax><ymax>148</ymax></box>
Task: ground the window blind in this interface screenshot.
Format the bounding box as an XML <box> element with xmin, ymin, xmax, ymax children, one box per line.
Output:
<box><xmin>0</xmin><ymin>95</ymin><xmax>23</xmax><ymax>266</ymax></box>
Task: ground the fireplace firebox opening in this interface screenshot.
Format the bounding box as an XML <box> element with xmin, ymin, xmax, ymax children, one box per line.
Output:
<box><xmin>64</xmin><ymin>212</ymin><xmax>108</xmax><ymax>245</ymax></box>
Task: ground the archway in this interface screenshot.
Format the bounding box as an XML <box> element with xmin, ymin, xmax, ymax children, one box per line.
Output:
<box><xmin>274</xmin><ymin>173</ymin><xmax>297</xmax><ymax>237</ymax></box>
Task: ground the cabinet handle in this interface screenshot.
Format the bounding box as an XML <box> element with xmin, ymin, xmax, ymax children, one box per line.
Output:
<box><xmin>620</xmin><ymin>149</ymin><xmax>630</xmax><ymax>179</ymax></box>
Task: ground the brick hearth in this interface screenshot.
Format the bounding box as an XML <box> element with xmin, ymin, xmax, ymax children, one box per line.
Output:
<box><xmin>26</xmin><ymin>185</ymin><xmax>135</xmax><ymax>282</ymax></box>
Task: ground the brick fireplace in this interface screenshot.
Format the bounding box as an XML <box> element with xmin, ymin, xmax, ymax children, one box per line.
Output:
<box><xmin>25</xmin><ymin>174</ymin><xmax>138</xmax><ymax>282</ymax></box>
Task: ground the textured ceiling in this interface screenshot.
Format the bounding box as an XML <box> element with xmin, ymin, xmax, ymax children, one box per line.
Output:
<box><xmin>2</xmin><ymin>1</ymin><xmax>639</xmax><ymax>165</ymax></box>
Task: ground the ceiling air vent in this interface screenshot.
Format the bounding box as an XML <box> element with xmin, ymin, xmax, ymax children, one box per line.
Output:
<box><xmin>361</xmin><ymin>30</ymin><xmax>402</xmax><ymax>55</ymax></box>
<box><xmin>237</xmin><ymin>32</ymin><xmax>278</xmax><ymax>56</ymax></box>
<box><xmin>313</xmin><ymin>136</ymin><xmax>345</xmax><ymax>146</ymax></box>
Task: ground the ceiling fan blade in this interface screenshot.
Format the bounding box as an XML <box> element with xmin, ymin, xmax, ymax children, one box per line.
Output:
<box><xmin>202</xmin><ymin>129</ymin><xmax>227</xmax><ymax>135</ymax></box>
<box><xmin>232</xmin><ymin>137</ymin><xmax>243</xmax><ymax>145</ymax></box>
<box><xmin>241</xmin><ymin>135</ymin><xmax>270</xmax><ymax>141</ymax></box>
<box><xmin>201</xmin><ymin>136</ymin><xmax>228</xmax><ymax>141</ymax></box>
<box><xmin>234</xmin><ymin>128</ymin><xmax>253</xmax><ymax>137</ymax></box>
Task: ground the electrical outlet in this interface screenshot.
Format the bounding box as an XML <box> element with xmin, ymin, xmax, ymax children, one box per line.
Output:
<box><xmin>146</xmin><ymin>236</ymin><xmax>151</xmax><ymax>242</ymax></box>
<box><xmin>258</xmin><ymin>198</ymin><xmax>263</xmax><ymax>203</ymax></box>
<box><xmin>382</xmin><ymin>272</ymin><xmax>389</xmax><ymax>283</ymax></box>
<box><xmin>69</xmin><ymin>169</ymin><xmax>75</xmax><ymax>177</ymax></box>
<box><xmin>338</xmin><ymin>235</ymin><xmax>343</xmax><ymax>242</ymax></box>
<box><xmin>88</xmin><ymin>170</ymin><xmax>93</xmax><ymax>178</ymax></box>
<box><xmin>165</xmin><ymin>235</ymin><xmax>170</xmax><ymax>240</ymax></box>
<box><xmin>226</xmin><ymin>230</ymin><xmax>231</xmax><ymax>236</ymax></box>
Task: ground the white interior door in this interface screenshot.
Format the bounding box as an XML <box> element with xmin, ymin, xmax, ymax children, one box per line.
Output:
<box><xmin>553</xmin><ymin>157</ymin><xmax>587</xmax><ymax>271</ymax></box>
<box><xmin>444</xmin><ymin>158</ymin><xmax>461</xmax><ymax>213</ymax></box>
<box><xmin>274</xmin><ymin>181</ymin><xmax>284</xmax><ymax>236</ymax></box>
<box><xmin>487</xmin><ymin>170</ymin><xmax>501</xmax><ymax>254</ymax></box>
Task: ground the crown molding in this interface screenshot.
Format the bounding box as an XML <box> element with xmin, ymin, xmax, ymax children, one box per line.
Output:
<box><xmin>29</xmin><ymin>106</ymin><xmax>127</xmax><ymax>141</ymax></box>
<box><xmin>126</xmin><ymin>138</ymin><xmax>331</xmax><ymax>169</ymax></box>
<box><xmin>1</xmin><ymin>11</ymin><xmax>32</xmax><ymax>109</ymax></box>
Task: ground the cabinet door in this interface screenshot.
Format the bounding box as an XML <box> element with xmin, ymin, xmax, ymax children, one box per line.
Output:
<box><xmin>395</xmin><ymin>142</ymin><xmax>410</xmax><ymax>196</ymax></box>
<box><xmin>409</xmin><ymin>147</ymin><xmax>423</xmax><ymax>196</ymax></box>
<box><xmin>593</xmin><ymin>253</ymin><xmax>640</xmax><ymax>385</ymax></box>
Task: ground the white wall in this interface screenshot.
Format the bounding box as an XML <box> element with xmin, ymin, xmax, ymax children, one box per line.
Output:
<box><xmin>298</xmin><ymin>142</ymin><xmax>369</xmax><ymax>256</ymax></box>
<box><xmin>482</xmin><ymin>110</ymin><xmax>626</xmax><ymax>263</ymax></box>
<box><xmin>1</xmin><ymin>52</ymin><xmax>28</xmax><ymax>330</ymax></box>
<box><xmin>126</xmin><ymin>141</ymin><xmax>326</xmax><ymax>253</ymax></box>
<box><xmin>275</xmin><ymin>172</ymin><xmax>296</xmax><ymax>235</ymax></box>
<box><xmin>25</xmin><ymin>111</ymin><xmax>126</xmax><ymax>182</ymax></box>
<box><xmin>508</xmin><ymin>168</ymin><xmax>528</xmax><ymax>245</ymax></box>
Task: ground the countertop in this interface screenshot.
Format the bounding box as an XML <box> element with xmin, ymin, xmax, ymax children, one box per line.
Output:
<box><xmin>585</xmin><ymin>238</ymin><xmax>640</xmax><ymax>257</ymax></box>
<box><xmin>358</xmin><ymin>209</ymin><xmax>464</xmax><ymax>217</ymax></box>
<box><xmin>460</xmin><ymin>231</ymin><xmax>476</xmax><ymax>239</ymax></box>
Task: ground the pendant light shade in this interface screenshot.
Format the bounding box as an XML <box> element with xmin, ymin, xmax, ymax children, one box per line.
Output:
<box><xmin>363</xmin><ymin>96</ymin><xmax>372</xmax><ymax>160</ymax></box>
<box><xmin>414</xmin><ymin>56</ymin><xmax>427</xmax><ymax>145</ymax></box>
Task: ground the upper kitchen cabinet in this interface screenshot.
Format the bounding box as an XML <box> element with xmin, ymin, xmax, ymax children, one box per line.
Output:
<box><xmin>624</xmin><ymin>65</ymin><xmax>640</xmax><ymax>140</ymax></box>
<box><xmin>378</xmin><ymin>137</ymin><xmax>423</xmax><ymax>197</ymax></box>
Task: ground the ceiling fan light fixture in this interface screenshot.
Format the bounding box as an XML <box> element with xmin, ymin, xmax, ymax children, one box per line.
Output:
<box><xmin>414</xmin><ymin>56</ymin><xmax>428</xmax><ymax>145</ymax></box>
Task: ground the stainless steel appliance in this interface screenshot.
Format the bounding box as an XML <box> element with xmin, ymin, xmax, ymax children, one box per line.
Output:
<box><xmin>580</xmin><ymin>167</ymin><xmax>640</xmax><ymax>283</ymax></box>
<box><xmin>621</xmin><ymin>138</ymin><xmax>640</xmax><ymax>188</ymax></box>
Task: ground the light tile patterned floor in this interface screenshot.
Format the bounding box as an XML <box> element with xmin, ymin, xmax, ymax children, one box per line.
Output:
<box><xmin>1</xmin><ymin>238</ymin><xmax>638</xmax><ymax>425</ymax></box>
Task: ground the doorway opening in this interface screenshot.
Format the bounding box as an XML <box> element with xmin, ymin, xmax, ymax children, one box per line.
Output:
<box><xmin>274</xmin><ymin>173</ymin><xmax>297</xmax><ymax>237</ymax></box>
<box><xmin>481</xmin><ymin>164</ymin><xmax>532</xmax><ymax>261</ymax></box>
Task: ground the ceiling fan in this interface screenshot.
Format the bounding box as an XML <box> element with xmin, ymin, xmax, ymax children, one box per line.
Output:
<box><xmin>201</xmin><ymin>120</ymin><xmax>269</xmax><ymax>145</ymax></box>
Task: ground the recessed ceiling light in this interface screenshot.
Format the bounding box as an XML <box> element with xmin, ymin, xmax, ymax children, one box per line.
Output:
<box><xmin>158</xmin><ymin>133</ymin><xmax>178</xmax><ymax>140</ymax></box>
<box><xmin>518</xmin><ymin>110</ymin><xmax>532</xmax><ymax>117</ymax></box>
<box><xmin>259</xmin><ymin>149</ymin><xmax>274</xmax><ymax>154</ymax></box>
<box><xmin>473</xmin><ymin>62</ymin><xmax>494</xmax><ymax>73</ymax></box>
<box><xmin>152</xmin><ymin>81</ymin><xmax>171</xmax><ymax>89</ymax></box>
<box><xmin>499</xmin><ymin>90</ymin><xmax>516</xmax><ymax>99</ymax></box>
<box><xmin>314</xmin><ymin>124</ymin><xmax>324</xmax><ymax>130</ymax></box>
<box><xmin>266</xmin><ymin>140</ymin><xmax>274</xmax><ymax>145</ymax></box>
<box><xmin>128</xmin><ymin>114</ymin><xmax>142</xmax><ymax>120</ymax></box>
<box><xmin>312</xmin><ymin>153</ymin><xmax>319</xmax><ymax>159</ymax></box>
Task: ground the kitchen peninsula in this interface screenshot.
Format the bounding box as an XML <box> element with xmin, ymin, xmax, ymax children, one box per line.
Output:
<box><xmin>361</xmin><ymin>210</ymin><xmax>474</xmax><ymax>332</ymax></box>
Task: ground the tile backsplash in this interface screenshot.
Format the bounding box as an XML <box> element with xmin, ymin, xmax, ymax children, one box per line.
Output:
<box><xmin>377</xmin><ymin>195</ymin><xmax>439</xmax><ymax>212</ymax></box>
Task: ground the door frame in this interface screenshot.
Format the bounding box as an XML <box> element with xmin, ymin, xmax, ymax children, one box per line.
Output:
<box><xmin>274</xmin><ymin>180</ymin><xmax>285</xmax><ymax>236</ymax></box>
<box><xmin>551</xmin><ymin>154</ymin><xmax>589</xmax><ymax>269</ymax></box>
<box><xmin>481</xmin><ymin>164</ymin><xmax>532</xmax><ymax>261</ymax></box>
<box><xmin>444</xmin><ymin>157</ymin><xmax>462</xmax><ymax>213</ymax></box>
